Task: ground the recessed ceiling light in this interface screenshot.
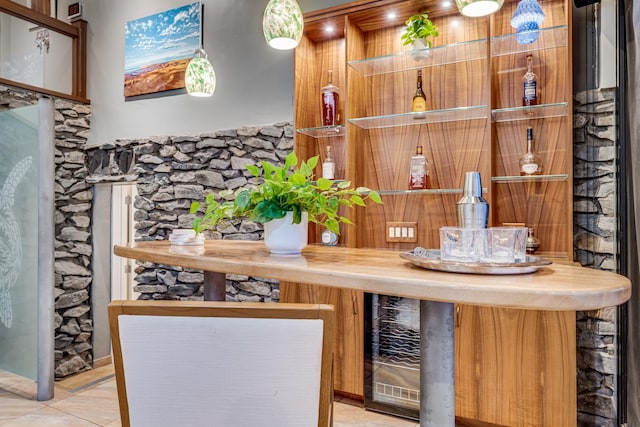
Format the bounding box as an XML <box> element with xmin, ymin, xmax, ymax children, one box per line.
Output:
<box><xmin>443</xmin><ymin>1</ymin><xmax>452</xmax><ymax>7</ymax></box>
<box><xmin>387</xmin><ymin>11</ymin><xmax>397</xmax><ymax>20</ymax></box>
<box><xmin>325</xmin><ymin>25</ymin><xmax>334</xmax><ymax>33</ymax></box>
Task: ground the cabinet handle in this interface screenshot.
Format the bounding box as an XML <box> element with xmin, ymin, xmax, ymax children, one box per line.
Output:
<box><xmin>455</xmin><ymin>305</ymin><xmax>461</xmax><ymax>327</ymax></box>
<box><xmin>352</xmin><ymin>295</ymin><xmax>358</xmax><ymax>315</ymax></box>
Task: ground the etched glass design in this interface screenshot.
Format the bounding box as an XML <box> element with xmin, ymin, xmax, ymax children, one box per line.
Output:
<box><xmin>0</xmin><ymin>105</ymin><xmax>38</xmax><ymax>380</ymax></box>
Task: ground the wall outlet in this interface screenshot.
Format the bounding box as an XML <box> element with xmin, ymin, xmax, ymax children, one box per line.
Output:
<box><xmin>386</xmin><ymin>222</ymin><xmax>418</xmax><ymax>243</ymax></box>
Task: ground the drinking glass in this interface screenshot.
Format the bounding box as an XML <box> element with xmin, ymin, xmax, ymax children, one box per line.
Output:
<box><xmin>440</xmin><ymin>227</ymin><xmax>488</xmax><ymax>262</ymax></box>
<box><xmin>488</xmin><ymin>227</ymin><xmax>527</xmax><ymax>263</ymax></box>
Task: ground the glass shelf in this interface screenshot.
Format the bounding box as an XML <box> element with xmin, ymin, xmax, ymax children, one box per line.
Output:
<box><xmin>349</xmin><ymin>105</ymin><xmax>488</xmax><ymax>130</ymax></box>
<box><xmin>491</xmin><ymin>174</ymin><xmax>568</xmax><ymax>182</ymax></box>
<box><xmin>296</xmin><ymin>125</ymin><xmax>346</xmax><ymax>138</ymax></box>
<box><xmin>491</xmin><ymin>102</ymin><xmax>568</xmax><ymax>122</ymax></box>
<box><xmin>491</xmin><ymin>25</ymin><xmax>568</xmax><ymax>57</ymax></box>
<box><xmin>348</xmin><ymin>38</ymin><xmax>487</xmax><ymax>77</ymax></box>
<box><xmin>376</xmin><ymin>188</ymin><xmax>488</xmax><ymax>195</ymax></box>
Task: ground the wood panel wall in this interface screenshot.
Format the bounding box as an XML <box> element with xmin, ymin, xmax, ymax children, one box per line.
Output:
<box><xmin>295</xmin><ymin>0</ymin><xmax>573</xmax><ymax>258</ymax></box>
<box><xmin>490</xmin><ymin>0</ymin><xmax>572</xmax><ymax>257</ymax></box>
<box><xmin>455</xmin><ymin>306</ymin><xmax>576</xmax><ymax>426</ymax></box>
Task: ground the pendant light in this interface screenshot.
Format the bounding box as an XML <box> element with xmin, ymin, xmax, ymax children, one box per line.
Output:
<box><xmin>262</xmin><ymin>0</ymin><xmax>304</xmax><ymax>50</ymax></box>
<box><xmin>510</xmin><ymin>0</ymin><xmax>546</xmax><ymax>45</ymax></box>
<box><xmin>186</xmin><ymin>4</ymin><xmax>215</xmax><ymax>97</ymax></box>
<box><xmin>185</xmin><ymin>48</ymin><xmax>216</xmax><ymax>97</ymax></box>
<box><xmin>455</xmin><ymin>0</ymin><xmax>504</xmax><ymax>17</ymax></box>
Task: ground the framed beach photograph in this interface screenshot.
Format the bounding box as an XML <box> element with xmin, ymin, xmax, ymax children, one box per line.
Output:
<box><xmin>124</xmin><ymin>2</ymin><xmax>201</xmax><ymax>98</ymax></box>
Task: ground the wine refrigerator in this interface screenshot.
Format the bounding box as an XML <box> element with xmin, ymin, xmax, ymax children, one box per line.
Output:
<box><xmin>364</xmin><ymin>293</ymin><xmax>420</xmax><ymax>421</ymax></box>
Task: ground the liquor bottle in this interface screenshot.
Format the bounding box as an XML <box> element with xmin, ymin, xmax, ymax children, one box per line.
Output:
<box><xmin>522</xmin><ymin>55</ymin><xmax>538</xmax><ymax>106</ymax></box>
<box><xmin>408</xmin><ymin>145</ymin><xmax>428</xmax><ymax>190</ymax></box>
<box><xmin>526</xmin><ymin>227</ymin><xmax>541</xmax><ymax>253</ymax></box>
<box><xmin>412</xmin><ymin>70</ymin><xmax>427</xmax><ymax>116</ymax></box>
<box><xmin>519</xmin><ymin>127</ymin><xmax>542</xmax><ymax>176</ymax></box>
<box><xmin>321</xmin><ymin>70</ymin><xmax>340</xmax><ymax>126</ymax></box>
<box><xmin>322</xmin><ymin>145</ymin><xmax>335</xmax><ymax>179</ymax></box>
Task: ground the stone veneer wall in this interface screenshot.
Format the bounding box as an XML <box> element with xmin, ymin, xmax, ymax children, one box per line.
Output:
<box><xmin>573</xmin><ymin>87</ymin><xmax>619</xmax><ymax>426</ymax></box>
<box><xmin>86</xmin><ymin>123</ymin><xmax>294</xmax><ymax>302</ymax></box>
<box><xmin>1</xmin><ymin>85</ymin><xmax>93</xmax><ymax>379</ymax></box>
<box><xmin>3</xmin><ymin>82</ymin><xmax>627</xmax><ymax>416</ymax></box>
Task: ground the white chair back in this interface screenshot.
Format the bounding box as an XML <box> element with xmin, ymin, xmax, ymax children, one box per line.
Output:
<box><xmin>109</xmin><ymin>300</ymin><xmax>334</xmax><ymax>427</ymax></box>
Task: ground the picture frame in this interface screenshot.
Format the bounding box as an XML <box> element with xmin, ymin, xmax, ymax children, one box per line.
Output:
<box><xmin>124</xmin><ymin>2</ymin><xmax>202</xmax><ymax>98</ymax></box>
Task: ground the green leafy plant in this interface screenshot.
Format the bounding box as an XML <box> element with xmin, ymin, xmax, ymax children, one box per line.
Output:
<box><xmin>401</xmin><ymin>12</ymin><xmax>439</xmax><ymax>47</ymax></box>
<box><xmin>190</xmin><ymin>152</ymin><xmax>382</xmax><ymax>235</ymax></box>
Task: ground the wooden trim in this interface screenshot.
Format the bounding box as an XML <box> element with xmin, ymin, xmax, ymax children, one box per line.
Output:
<box><xmin>108</xmin><ymin>300</ymin><xmax>335</xmax><ymax>427</ymax></box>
<box><xmin>31</xmin><ymin>0</ymin><xmax>50</xmax><ymax>17</ymax></box>
<box><xmin>0</xmin><ymin>0</ymin><xmax>87</xmax><ymax>99</ymax></box>
<box><xmin>0</xmin><ymin>0</ymin><xmax>78</xmax><ymax>37</ymax></box>
<box><xmin>0</xmin><ymin>78</ymin><xmax>90</xmax><ymax>105</ymax></box>
<box><xmin>72</xmin><ymin>20</ymin><xmax>88</xmax><ymax>99</ymax></box>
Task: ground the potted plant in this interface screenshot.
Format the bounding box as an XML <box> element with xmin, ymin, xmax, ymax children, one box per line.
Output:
<box><xmin>189</xmin><ymin>152</ymin><xmax>382</xmax><ymax>254</ymax></box>
<box><xmin>401</xmin><ymin>12</ymin><xmax>439</xmax><ymax>50</ymax></box>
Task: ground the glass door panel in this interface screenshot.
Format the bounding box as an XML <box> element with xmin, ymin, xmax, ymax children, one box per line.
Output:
<box><xmin>0</xmin><ymin>104</ymin><xmax>39</xmax><ymax>381</ymax></box>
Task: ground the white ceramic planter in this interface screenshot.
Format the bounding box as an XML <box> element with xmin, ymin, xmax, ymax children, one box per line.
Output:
<box><xmin>412</xmin><ymin>38</ymin><xmax>429</xmax><ymax>50</ymax></box>
<box><xmin>263</xmin><ymin>211</ymin><xmax>308</xmax><ymax>254</ymax></box>
<box><xmin>410</xmin><ymin>39</ymin><xmax>430</xmax><ymax>61</ymax></box>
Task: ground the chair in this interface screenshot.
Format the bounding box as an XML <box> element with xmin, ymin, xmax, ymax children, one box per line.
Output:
<box><xmin>108</xmin><ymin>300</ymin><xmax>334</xmax><ymax>427</ymax></box>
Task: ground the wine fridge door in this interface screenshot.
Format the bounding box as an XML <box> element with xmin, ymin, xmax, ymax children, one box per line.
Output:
<box><xmin>364</xmin><ymin>293</ymin><xmax>420</xmax><ymax>421</ymax></box>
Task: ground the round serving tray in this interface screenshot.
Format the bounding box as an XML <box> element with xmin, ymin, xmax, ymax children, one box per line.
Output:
<box><xmin>400</xmin><ymin>249</ymin><xmax>552</xmax><ymax>275</ymax></box>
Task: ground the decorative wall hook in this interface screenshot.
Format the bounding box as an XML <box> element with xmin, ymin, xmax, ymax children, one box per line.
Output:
<box><xmin>35</xmin><ymin>29</ymin><xmax>50</xmax><ymax>54</ymax></box>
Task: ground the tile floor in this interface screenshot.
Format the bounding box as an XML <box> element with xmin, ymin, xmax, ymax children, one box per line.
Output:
<box><xmin>0</xmin><ymin>366</ymin><xmax>419</xmax><ymax>426</ymax></box>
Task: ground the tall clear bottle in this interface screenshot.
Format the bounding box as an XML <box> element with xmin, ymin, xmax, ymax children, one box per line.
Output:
<box><xmin>522</xmin><ymin>55</ymin><xmax>538</xmax><ymax>106</ymax></box>
<box><xmin>408</xmin><ymin>145</ymin><xmax>428</xmax><ymax>190</ymax></box>
<box><xmin>322</xmin><ymin>145</ymin><xmax>335</xmax><ymax>179</ymax></box>
<box><xmin>321</xmin><ymin>70</ymin><xmax>340</xmax><ymax>126</ymax></box>
<box><xmin>519</xmin><ymin>127</ymin><xmax>542</xmax><ymax>175</ymax></box>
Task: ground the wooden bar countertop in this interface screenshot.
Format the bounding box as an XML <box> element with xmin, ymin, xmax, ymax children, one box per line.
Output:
<box><xmin>114</xmin><ymin>240</ymin><xmax>631</xmax><ymax>311</ymax></box>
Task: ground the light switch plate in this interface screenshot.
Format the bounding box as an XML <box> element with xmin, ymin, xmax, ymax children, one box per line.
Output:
<box><xmin>386</xmin><ymin>222</ymin><xmax>418</xmax><ymax>243</ymax></box>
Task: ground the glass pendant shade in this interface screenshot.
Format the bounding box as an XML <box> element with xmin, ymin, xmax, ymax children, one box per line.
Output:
<box><xmin>510</xmin><ymin>0</ymin><xmax>546</xmax><ymax>44</ymax></box>
<box><xmin>263</xmin><ymin>0</ymin><xmax>304</xmax><ymax>50</ymax></box>
<box><xmin>456</xmin><ymin>0</ymin><xmax>504</xmax><ymax>17</ymax></box>
<box><xmin>185</xmin><ymin>48</ymin><xmax>216</xmax><ymax>97</ymax></box>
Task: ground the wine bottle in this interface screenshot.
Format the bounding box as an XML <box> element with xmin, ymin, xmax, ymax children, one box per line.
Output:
<box><xmin>321</xmin><ymin>70</ymin><xmax>340</xmax><ymax>126</ymax></box>
<box><xmin>519</xmin><ymin>127</ymin><xmax>542</xmax><ymax>176</ymax></box>
<box><xmin>522</xmin><ymin>55</ymin><xmax>538</xmax><ymax>107</ymax></box>
<box><xmin>412</xmin><ymin>70</ymin><xmax>427</xmax><ymax>116</ymax></box>
<box><xmin>408</xmin><ymin>145</ymin><xmax>428</xmax><ymax>189</ymax></box>
<box><xmin>322</xmin><ymin>145</ymin><xmax>335</xmax><ymax>179</ymax></box>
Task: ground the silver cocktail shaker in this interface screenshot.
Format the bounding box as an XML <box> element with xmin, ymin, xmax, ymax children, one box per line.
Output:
<box><xmin>457</xmin><ymin>171</ymin><xmax>489</xmax><ymax>228</ymax></box>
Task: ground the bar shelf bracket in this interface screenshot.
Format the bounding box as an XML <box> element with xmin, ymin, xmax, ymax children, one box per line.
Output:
<box><xmin>297</xmin><ymin>125</ymin><xmax>346</xmax><ymax>138</ymax></box>
<box><xmin>491</xmin><ymin>102</ymin><xmax>568</xmax><ymax>122</ymax></box>
<box><xmin>349</xmin><ymin>105</ymin><xmax>489</xmax><ymax>130</ymax></box>
<box><xmin>348</xmin><ymin>38</ymin><xmax>487</xmax><ymax>77</ymax></box>
<box><xmin>491</xmin><ymin>25</ymin><xmax>568</xmax><ymax>57</ymax></box>
<box><xmin>491</xmin><ymin>174</ymin><xmax>569</xmax><ymax>182</ymax></box>
<box><xmin>376</xmin><ymin>188</ymin><xmax>489</xmax><ymax>195</ymax></box>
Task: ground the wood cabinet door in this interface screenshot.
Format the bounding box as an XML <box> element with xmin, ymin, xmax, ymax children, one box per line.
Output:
<box><xmin>455</xmin><ymin>304</ymin><xmax>576</xmax><ymax>427</ymax></box>
<box><xmin>280</xmin><ymin>281</ymin><xmax>364</xmax><ymax>398</ymax></box>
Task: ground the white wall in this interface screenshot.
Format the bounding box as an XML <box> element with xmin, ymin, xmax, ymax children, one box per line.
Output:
<box><xmin>62</xmin><ymin>0</ymin><xmax>292</xmax><ymax>146</ymax></box>
<box><xmin>599</xmin><ymin>0</ymin><xmax>617</xmax><ymax>88</ymax></box>
<box><xmin>572</xmin><ymin>0</ymin><xmax>618</xmax><ymax>91</ymax></box>
<box><xmin>53</xmin><ymin>0</ymin><xmax>354</xmax><ymax>147</ymax></box>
